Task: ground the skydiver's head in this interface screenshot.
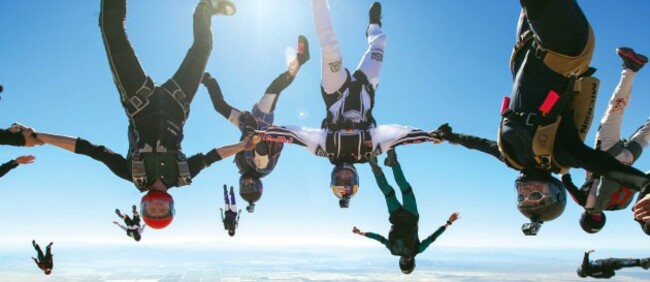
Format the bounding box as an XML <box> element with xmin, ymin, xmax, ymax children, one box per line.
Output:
<box><xmin>579</xmin><ymin>211</ymin><xmax>606</xmax><ymax>234</ymax></box>
<box><xmin>331</xmin><ymin>163</ymin><xmax>359</xmax><ymax>208</ymax></box>
<box><xmin>133</xmin><ymin>232</ymin><xmax>142</xmax><ymax>242</ymax></box>
<box><xmin>515</xmin><ymin>169</ymin><xmax>566</xmax><ymax>222</ymax></box>
<box><xmin>399</xmin><ymin>256</ymin><xmax>415</xmax><ymax>274</ymax></box>
<box><xmin>239</xmin><ymin>173</ymin><xmax>263</xmax><ymax>213</ymax></box>
<box><xmin>141</xmin><ymin>190</ymin><xmax>175</xmax><ymax>229</ymax></box>
<box><xmin>45</xmin><ymin>269</ymin><xmax>52</xmax><ymax>275</ymax></box>
<box><xmin>228</xmin><ymin>229</ymin><xmax>236</xmax><ymax>237</ymax></box>
<box><xmin>576</xmin><ymin>268</ymin><xmax>587</xmax><ymax>278</ymax></box>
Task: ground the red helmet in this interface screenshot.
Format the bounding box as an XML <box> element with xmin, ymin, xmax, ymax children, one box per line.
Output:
<box><xmin>141</xmin><ymin>190</ymin><xmax>175</xmax><ymax>229</ymax></box>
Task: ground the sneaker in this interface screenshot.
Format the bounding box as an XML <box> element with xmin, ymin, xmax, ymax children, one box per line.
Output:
<box><xmin>204</xmin><ymin>0</ymin><xmax>236</xmax><ymax>16</ymax></box>
<box><xmin>617</xmin><ymin>47</ymin><xmax>648</xmax><ymax>72</ymax></box>
<box><xmin>369</xmin><ymin>2</ymin><xmax>382</xmax><ymax>27</ymax></box>
<box><xmin>384</xmin><ymin>149</ymin><xmax>397</xmax><ymax>167</ymax></box>
<box><xmin>296</xmin><ymin>35</ymin><xmax>310</xmax><ymax>66</ymax></box>
<box><xmin>115</xmin><ymin>209</ymin><xmax>122</xmax><ymax>217</ymax></box>
<box><xmin>641</xmin><ymin>258</ymin><xmax>650</xmax><ymax>270</ymax></box>
<box><xmin>132</xmin><ymin>205</ymin><xmax>137</xmax><ymax>213</ymax></box>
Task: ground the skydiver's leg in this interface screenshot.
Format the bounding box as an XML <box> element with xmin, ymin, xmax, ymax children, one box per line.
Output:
<box><xmin>370</xmin><ymin>162</ymin><xmax>402</xmax><ymax>214</ymax></box>
<box><xmin>391</xmin><ymin>161</ymin><xmax>418</xmax><ymax>218</ymax></box>
<box><xmin>628</xmin><ymin>118</ymin><xmax>650</xmax><ymax>157</ymax></box>
<box><xmin>202</xmin><ymin>73</ymin><xmax>242</xmax><ymax>128</ymax></box>
<box><xmin>99</xmin><ymin>0</ymin><xmax>151</xmax><ymax>104</ymax></box>
<box><xmin>595</xmin><ymin>69</ymin><xmax>637</xmax><ymax>151</ymax></box>
<box><xmin>123</xmin><ymin>215</ymin><xmax>134</xmax><ymax>226</ymax></box>
<box><xmin>165</xmin><ymin>1</ymin><xmax>217</xmax><ymax>104</ymax></box>
<box><xmin>520</xmin><ymin>0</ymin><xmax>589</xmax><ymax>56</ymax></box>
<box><xmin>34</xmin><ymin>244</ymin><xmax>44</xmax><ymax>261</ymax></box>
<box><xmin>556</xmin><ymin>117</ymin><xmax>650</xmax><ymax>191</ymax></box>
<box><xmin>45</xmin><ymin>243</ymin><xmax>52</xmax><ymax>257</ymax></box>
<box><xmin>355</xmin><ymin>10</ymin><xmax>386</xmax><ymax>90</ymax></box>
<box><xmin>312</xmin><ymin>0</ymin><xmax>348</xmax><ymax>95</ymax></box>
<box><xmin>595</xmin><ymin>258</ymin><xmax>641</xmax><ymax>270</ymax></box>
<box><xmin>223</xmin><ymin>185</ymin><xmax>230</xmax><ymax>209</ymax></box>
<box><xmin>229</xmin><ymin>186</ymin><xmax>237</xmax><ymax>212</ymax></box>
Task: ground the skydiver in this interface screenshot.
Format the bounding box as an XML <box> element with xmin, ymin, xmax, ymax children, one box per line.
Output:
<box><xmin>31</xmin><ymin>240</ymin><xmax>53</xmax><ymax>276</ymax></box>
<box><xmin>0</xmin><ymin>155</ymin><xmax>35</xmax><ymax>179</ymax></box>
<box><xmin>200</xmin><ymin>35</ymin><xmax>310</xmax><ymax>212</ymax></box>
<box><xmin>352</xmin><ymin>149</ymin><xmax>460</xmax><ymax>274</ymax></box>
<box><xmin>220</xmin><ymin>185</ymin><xmax>241</xmax><ymax>237</ymax></box>
<box><xmin>28</xmin><ymin>0</ymin><xmax>260</xmax><ymax>230</ymax></box>
<box><xmin>561</xmin><ymin>47</ymin><xmax>649</xmax><ymax>234</ymax></box>
<box><xmin>113</xmin><ymin>205</ymin><xmax>146</xmax><ymax>242</ymax></box>
<box><xmin>430</xmin><ymin>0</ymin><xmax>650</xmax><ymax>235</ymax></box>
<box><xmin>260</xmin><ymin>1</ymin><xmax>440</xmax><ymax>208</ymax></box>
<box><xmin>577</xmin><ymin>249</ymin><xmax>650</xmax><ymax>279</ymax></box>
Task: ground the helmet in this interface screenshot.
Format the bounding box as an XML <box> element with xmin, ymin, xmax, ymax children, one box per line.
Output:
<box><xmin>239</xmin><ymin>174</ymin><xmax>263</xmax><ymax>212</ymax></box>
<box><xmin>399</xmin><ymin>257</ymin><xmax>415</xmax><ymax>274</ymax></box>
<box><xmin>330</xmin><ymin>163</ymin><xmax>359</xmax><ymax>208</ymax></box>
<box><xmin>579</xmin><ymin>211</ymin><xmax>606</xmax><ymax>234</ymax></box>
<box><xmin>515</xmin><ymin>170</ymin><xmax>566</xmax><ymax>222</ymax></box>
<box><xmin>141</xmin><ymin>190</ymin><xmax>175</xmax><ymax>229</ymax></box>
<box><xmin>576</xmin><ymin>268</ymin><xmax>587</xmax><ymax>278</ymax></box>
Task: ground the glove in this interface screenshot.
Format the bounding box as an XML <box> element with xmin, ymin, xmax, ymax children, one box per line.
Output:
<box><xmin>384</xmin><ymin>149</ymin><xmax>397</xmax><ymax>167</ymax></box>
<box><xmin>368</xmin><ymin>156</ymin><xmax>383</xmax><ymax>176</ymax></box>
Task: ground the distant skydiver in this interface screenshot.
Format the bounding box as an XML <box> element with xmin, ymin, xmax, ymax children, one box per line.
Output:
<box><xmin>561</xmin><ymin>47</ymin><xmax>649</xmax><ymax>234</ymax></box>
<box><xmin>29</xmin><ymin>0</ymin><xmax>260</xmax><ymax>230</ymax></box>
<box><xmin>259</xmin><ymin>1</ymin><xmax>439</xmax><ymax>209</ymax></box>
<box><xmin>114</xmin><ymin>205</ymin><xmax>146</xmax><ymax>242</ymax></box>
<box><xmin>430</xmin><ymin>0</ymin><xmax>650</xmax><ymax>236</ymax></box>
<box><xmin>220</xmin><ymin>185</ymin><xmax>241</xmax><ymax>237</ymax></box>
<box><xmin>31</xmin><ymin>240</ymin><xmax>53</xmax><ymax>275</ymax></box>
<box><xmin>0</xmin><ymin>155</ymin><xmax>35</xmax><ymax>179</ymax></box>
<box><xmin>352</xmin><ymin>149</ymin><xmax>460</xmax><ymax>274</ymax></box>
<box><xmin>577</xmin><ymin>249</ymin><xmax>650</xmax><ymax>279</ymax></box>
<box><xmin>200</xmin><ymin>35</ymin><xmax>310</xmax><ymax>213</ymax></box>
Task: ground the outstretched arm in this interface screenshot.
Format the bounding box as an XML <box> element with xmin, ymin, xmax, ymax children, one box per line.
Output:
<box><xmin>0</xmin><ymin>155</ymin><xmax>36</xmax><ymax>178</ymax></box>
<box><xmin>261</xmin><ymin>126</ymin><xmax>328</xmax><ymax>157</ymax></box>
<box><xmin>113</xmin><ymin>221</ymin><xmax>128</xmax><ymax>232</ymax></box>
<box><xmin>431</xmin><ymin>123</ymin><xmax>503</xmax><ymax>161</ymax></box>
<box><xmin>1</xmin><ymin>124</ymin><xmax>43</xmax><ymax>147</ymax></box>
<box><xmin>36</xmin><ymin>132</ymin><xmax>131</xmax><ymax>182</ymax></box>
<box><xmin>419</xmin><ymin>212</ymin><xmax>459</xmax><ymax>253</ymax></box>
<box><xmin>370</xmin><ymin>125</ymin><xmax>437</xmax><ymax>153</ymax></box>
<box><xmin>202</xmin><ymin>72</ymin><xmax>242</xmax><ymax>127</ymax></box>
<box><xmin>188</xmin><ymin>134</ymin><xmax>261</xmax><ymax>178</ymax></box>
<box><xmin>353</xmin><ymin>226</ymin><xmax>388</xmax><ymax>247</ymax></box>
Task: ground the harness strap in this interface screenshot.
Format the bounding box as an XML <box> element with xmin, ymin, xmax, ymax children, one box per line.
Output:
<box><xmin>125</xmin><ymin>76</ymin><xmax>155</xmax><ymax>117</ymax></box>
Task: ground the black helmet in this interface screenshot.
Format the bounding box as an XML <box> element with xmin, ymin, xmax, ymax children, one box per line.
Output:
<box><xmin>579</xmin><ymin>211</ymin><xmax>606</xmax><ymax>234</ymax></box>
<box><xmin>399</xmin><ymin>257</ymin><xmax>415</xmax><ymax>274</ymax></box>
<box><xmin>330</xmin><ymin>163</ymin><xmax>359</xmax><ymax>208</ymax></box>
<box><xmin>515</xmin><ymin>169</ymin><xmax>566</xmax><ymax>222</ymax></box>
<box><xmin>239</xmin><ymin>173</ymin><xmax>263</xmax><ymax>213</ymax></box>
<box><xmin>576</xmin><ymin>268</ymin><xmax>587</xmax><ymax>278</ymax></box>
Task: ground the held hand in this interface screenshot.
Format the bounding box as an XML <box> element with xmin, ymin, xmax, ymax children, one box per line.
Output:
<box><xmin>430</xmin><ymin>123</ymin><xmax>454</xmax><ymax>144</ymax></box>
<box><xmin>447</xmin><ymin>212</ymin><xmax>460</xmax><ymax>223</ymax></box>
<box><xmin>242</xmin><ymin>132</ymin><xmax>262</xmax><ymax>151</ymax></box>
<box><xmin>14</xmin><ymin>155</ymin><xmax>35</xmax><ymax>165</ymax></box>
<box><xmin>633</xmin><ymin>194</ymin><xmax>650</xmax><ymax>222</ymax></box>
<box><xmin>352</xmin><ymin>226</ymin><xmax>362</xmax><ymax>235</ymax></box>
<box><xmin>586</xmin><ymin>249</ymin><xmax>595</xmax><ymax>254</ymax></box>
<box><xmin>21</xmin><ymin>128</ymin><xmax>44</xmax><ymax>147</ymax></box>
<box><xmin>113</xmin><ymin>221</ymin><xmax>118</xmax><ymax>225</ymax></box>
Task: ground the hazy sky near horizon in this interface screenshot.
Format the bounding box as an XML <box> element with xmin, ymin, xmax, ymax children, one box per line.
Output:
<box><xmin>1</xmin><ymin>0</ymin><xmax>650</xmax><ymax>272</ymax></box>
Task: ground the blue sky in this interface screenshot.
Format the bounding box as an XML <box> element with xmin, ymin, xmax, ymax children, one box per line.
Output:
<box><xmin>1</xmin><ymin>0</ymin><xmax>650</xmax><ymax>277</ymax></box>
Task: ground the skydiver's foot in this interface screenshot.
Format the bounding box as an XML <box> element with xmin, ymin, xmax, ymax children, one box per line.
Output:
<box><xmin>369</xmin><ymin>2</ymin><xmax>382</xmax><ymax>27</ymax></box>
<box><xmin>384</xmin><ymin>149</ymin><xmax>397</xmax><ymax>167</ymax></box>
<box><xmin>203</xmin><ymin>0</ymin><xmax>236</xmax><ymax>16</ymax></box>
<box><xmin>641</xmin><ymin>258</ymin><xmax>650</xmax><ymax>270</ymax></box>
<box><xmin>617</xmin><ymin>47</ymin><xmax>648</xmax><ymax>72</ymax></box>
<box><xmin>297</xmin><ymin>35</ymin><xmax>310</xmax><ymax>66</ymax></box>
<box><xmin>132</xmin><ymin>205</ymin><xmax>137</xmax><ymax>213</ymax></box>
<box><xmin>32</xmin><ymin>240</ymin><xmax>36</xmax><ymax>248</ymax></box>
<box><xmin>115</xmin><ymin>209</ymin><xmax>122</xmax><ymax>217</ymax></box>
<box><xmin>366</xmin><ymin>2</ymin><xmax>382</xmax><ymax>37</ymax></box>
<box><xmin>47</xmin><ymin>242</ymin><xmax>53</xmax><ymax>248</ymax></box>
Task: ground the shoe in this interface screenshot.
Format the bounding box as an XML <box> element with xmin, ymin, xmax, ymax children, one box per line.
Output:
<box><xmin>369</xmin><ymin>2</ymin><xmax>382</xmax><ymax>27</ymax></box>
<box><xmin>384</xmin><ymin>149</ymin><xmax>397</xmax><ymax>167</ymax></box>
<box><xmin>204</xmin><ymin>0</ymin><xmax>236</xmax><ymax>16</ymax></box>
<box><xmin>641</xmin><ymin>258</ymin><xmax>650</xmax><ymax>270</ymax></box>
<box><xmin>47</xmin><ymin>242</ymin><xmax>53</xmax><ymax>248</ymax></box>
<box><xmin>115</xmin><ymin>209</ymin><xmax>122</xmax><ymax>217</ymax></box>
<box><xmin>32</xmin><ymin>240</ymin><xmax>36</xmax><ymax>247</ymax></box>
<box><xmin>296</xmin><ymin>35</ymin><xmax>310</xmax><ymax>66</ymax></box>
<box><xmin>617</xmin><ymin>47</ymin><xmax>648</xmax><ymax>72</ymax></box>
<box><xmin>132</xmin><ymin>205</ymin><xmax>137</xmax><ymax>213</ymax></box>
